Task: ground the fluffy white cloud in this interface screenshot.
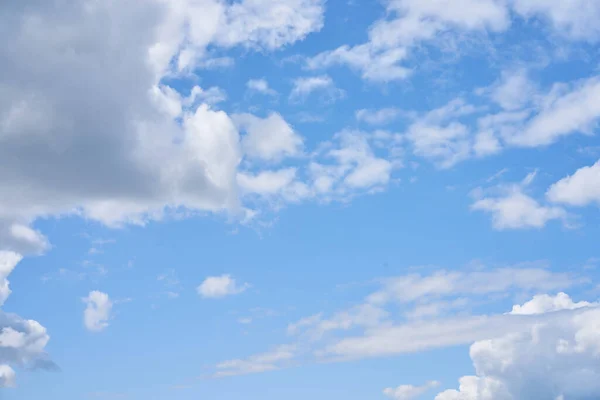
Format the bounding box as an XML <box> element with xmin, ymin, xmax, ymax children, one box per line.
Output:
<box><xmin>307</xmin><ymin>0</ymin><xmax>508</xmax><ymax>81</ymax></box>
<box><xmin>238</xmin><ymin>169</ymin><xmax>298</xmax><ymax>196</ymax></box>
<box><xmin>289</xmin><ymin>75</ymin><xmax>343</xmax><ymax>102</ymax></box>
<box><xmin>318</xmin><ymin>130</ymin><xmax>395</xmax><ymax>192</ymax></box>
<box><xmin>505</xmin><ymin>77</ymin><xmax>600</xmax><ymax>147</ymax></box>
<box><xmin>471</xmin><ymin>173</ymin><xmax>567</xmax><ymax>230</ymax></box>
<box><xmin>0</xmin><ymin>253</ymin><xmax>53</xmax><ymax>385</ymax></box>
<box><xmin>246</xmin><ymin>78</ymin><xmax>277</xmax><ymax>96</ymax></box>
<box><xmin>197</xmin><ymin>275</ymin><xmax>249</xmax><ymax>299</ymax></box>
<box><xmin>510</xmin><ymin>292</ymin><xmax>596</xmax><ymax>315</ymax></box>
<box><xmin>490</xmin><ymin>69</ymin><xmax>536</xmax><ymax>111</ymax></box>
<box><xmin>472</xmin><ymin>189</ymin><xmax>567</xmax><ymax>230</ymax></box>
<box><xmin>0</xmin><ymin>251</ymin><xmax>22</xmax><ymax>307</ymax></box>
<box><xmin>435</xmin><ymin>294</ymin><xmax>600</xmax><ymax>400</ymax></box>
<box><xmin>384</xmin><ymin>381</ymin><xmax>440</xmax><ymax>400</ymax></box>
<box><xmin>404</xmin><ymin>99</ymin><xmax>479</xmax><ymax>168</ymax></box>
<box><xmin>547</xmin><ymin>160</ymin><xmax>600</xmax><ymax>207</ymax></box>
<box><xmin>83</xmin><ymin>291</ymin><xmax>113</xmax><ymax>332</ymax></box>
<box><xmin>234</xmin><ymin>113</ymin><xmax>304</xmax><ymax>162</ymax></box>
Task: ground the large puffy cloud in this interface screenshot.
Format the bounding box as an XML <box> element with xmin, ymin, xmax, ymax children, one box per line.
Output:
<box><xmin>0</xmin><ymin>0</ymin><xmax>242</xmax><ymax>246</ymax></box>
<box><xmin>0</xmin><ymin>0</ymin><xmax>325</xmax><ymax>387</ymax></box>
<box><xmin>0</xmin><ymin>0</ymin><xmax>326</xmax><ymax>254</ymax></box>
<box><xmin>435</xmin><ymin>294</ymin><xmax>600</xmax><ymax>400</ymax></box>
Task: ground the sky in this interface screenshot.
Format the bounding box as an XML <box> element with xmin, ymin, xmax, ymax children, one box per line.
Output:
<box><xmin>1</xmin><ymin>0</ymin><xmax>600</xmax><ymax>399</ymax></box>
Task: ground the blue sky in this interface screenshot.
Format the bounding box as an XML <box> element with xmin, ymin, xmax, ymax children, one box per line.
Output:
<box><xmin>2</xmin><ymin>0</ymin><xmax>600</xmax><ymax>399</ymax></box>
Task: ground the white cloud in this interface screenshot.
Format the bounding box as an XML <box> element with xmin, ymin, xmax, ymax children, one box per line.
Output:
<box><xmin>307</xmin><ymin>0</ymin><xmax>508</xmax><ymax>81</ymax></box>
<box><xmin>384</xmin><ymin>381</ymin><xmax>440</xmax><ymax>400</ymax></box>
<box><xmin>0</xmin><ymin>252</ymin><xmax>53</xmax><ymax>385</ymax></box>
<box><xmin>158</xmin><ymin>0</ymin><xmax>325</xmax><ymax>73</ymax></box>
<box><xmin>237</xmin><ymin>168</ymin><xmax>310</xmax><ymax>204</ymax></box>
<box><xmin>238</xmin><ymin>169</ymin><xmax>298</xmax><ymax>196</ymax></box>
<box><xmin>234</xmin><ymin>113</ymin><xmax>304</xmax><ymax>162</ymax></box>
<box><xmin>472</xmin><ymin>190</ymin><xmax>567</xmax><ymax>230</ymax></box>
<box><xmin>547</xmin><ymin>160</ymin><xmax>600</xmax><ymax>207</ymax></box>
<box><xmin>356</xmin><ymin>108</ymin><xmax>404</xmax><ymax>125</ymax></box>
<box><xmin>510</xmin><ymin>292</ymin><xmax>596</xmax><ymax>315</ymax></box>
<box><xmin>471</xmin><ymin>173</ymin><xmax>567</xmax><ymax>230</ymax></box>
<box><xmin>505</xmin><ymin>77</ymin><xmax>600</xmax><ymax>147</ymax></box>
<box><xmin>435</xmin><ymin>294</ymin><xmax>600</xmax><ymax>400</ymax></box>
<box><xmin>83</xmin><ymin>291</ymin><xmax>113</xmax><ymax>332</ymax></box>
<box><xmin>319</xmin><ymin>130</ymin><xmax>394</xmax><ymax>192</ymax></box>
<box><xmin>490</xmin><ymin>69</ymin><xmax>536</xmax><ymax>111</ymax></box>
<box><xmin>215</xmin><ymin>265</ymin><xmax>585</xmax><ymax>379</ymax></box>
<box><xmin>197</xmin><ymin>275</ymin><xmax>249</xmax><ymax>299</ymax></box>
<box><xmin>247</xmin><ymin>79</ymin><xmax>277</xmax><ymax>96</ymax></box>
<box><xmin>0</xmin><ymin>251</ymin><xmax>22</xmax><ymax>307</ymax></box>
<box><xmin>367</xmin><ymin>266</ymin><xmax>574</xmax><ymax>306</ymax></box>
<box><xmin>512</xmin><ymin>0</ymin><xmax>600</xmax><ymax>41</ymax></box>
<box><xmin>0</xmin><ymin>365</ymin><xmax>15</xmax><ymax>388</ymax></box>
<box><xmin>289</xmin><ymin>75</ymin><xmax>343</xmax><ymax>102</ymax></box>
<box><xmin>405</xmin><ymin>99</ymin><xmax>479</xmax><ymax>168</ymax></box>
<box><xmin>214</xmin><ymin>345</ymin><xmax>296</xmax><ymax>377</ymax></box>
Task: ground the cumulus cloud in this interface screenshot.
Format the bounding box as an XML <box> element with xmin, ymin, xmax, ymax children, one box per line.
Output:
<box><xmin>0</xmin><ymin>251</ymin><xmax>22</xmax><ymax>307</ymax></box>
<box><xmin>0</xmin><ymin>253</ymin><xmax>53</xmax><ymax>386</ymax></box>
<box><xmin>471</xmin><ymin>172</ymin><xmax>567</xmax><ymax>230</ymax></box>
<box><xmin>246</xmin><ymin>79</ymin><xmax>277</xmax><ymax>96</ymax></box>
<box><xmin>197</xmin><ymin>275</ymin><xmax>249</xmax><ymax>299</ymax></box>
<box><xmin>510</xmin><ymin>292</ymin><xmax>596</xmax><ymax>315</ymax></box>
<box><xmin>289</xmin><ymin>75</ymin><xmax>344</xmax><ymax>102</ymax></box>
<box><xmin>547</xmin><ymin>160</ymin><xmax>600</xmax><ymax>207</ymax></box>
<box><xmin>435</xmin><ymin>294</ymin><xmax>600</xmax><ymax>400</ymax></box>
<box><xmin>234</xmin><ymin>113</ymin><xmax>304</xmax><ymax>162</ymax></box>
<box><xmin>83</xmin><ymin>291</ymin><xmax>113</xmax><ymax>332</ymax></box>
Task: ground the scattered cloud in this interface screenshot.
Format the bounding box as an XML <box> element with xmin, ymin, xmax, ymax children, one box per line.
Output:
<box><xmin>197</xmin><ymin>275</ymin><xmax>249</xmax><ymax>299</ymax></box>
<box><xmin>547</xmin><ymin>159</ymin><xmax>600</xmax><ymax>207</ymax></box>
<box><xmin>356</xmin><ymin>108</ymin><xmax>405</xmax><ymax>126</ymax></box>
<box><xmin>234</xmin><ymin>113</ymin><xmax>304</xmax><ymax>162</ymax></box>
<box><xmin>247</xmin><ymin>79</ymin><xmax>277</xmax><ymax>96</ymax></box>
<box><xmin>83</xmin><ymin>291</ymin><xmax>113</xmax><ymax>332</ymax></box>
<box><xmin>471</xmin><ymin>172</ymin><xmax>568</xmax><ymax>230</ymax></box>
<box><xmin>214</xmin><ymin>345</ymin><xmax>296</xmax><ymax>377</ymax></box>
<box><xmin>289</xmin><ymin>75</ymin><xmax>344</xmax><ymax>102</ymax></box>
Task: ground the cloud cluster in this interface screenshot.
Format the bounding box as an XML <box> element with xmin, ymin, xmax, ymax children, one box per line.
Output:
<box><xmin>0</xmin><ymin>253</ymin><xmax>52</xmax><ymax>387</ymax></box>
<box><xmin>435</xmin><ymin>294</ymin><xmax>600</xmax><ymax>400</ymax></box>
<box><xmin>218</xmin><ymin>264</ymin><xmax>583</xmax><ymax>376</ymax></box>
<box><xmin>308</xmin><ymin>0</ymin><xmax>600</xmax><ymax>82</ymax></box>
